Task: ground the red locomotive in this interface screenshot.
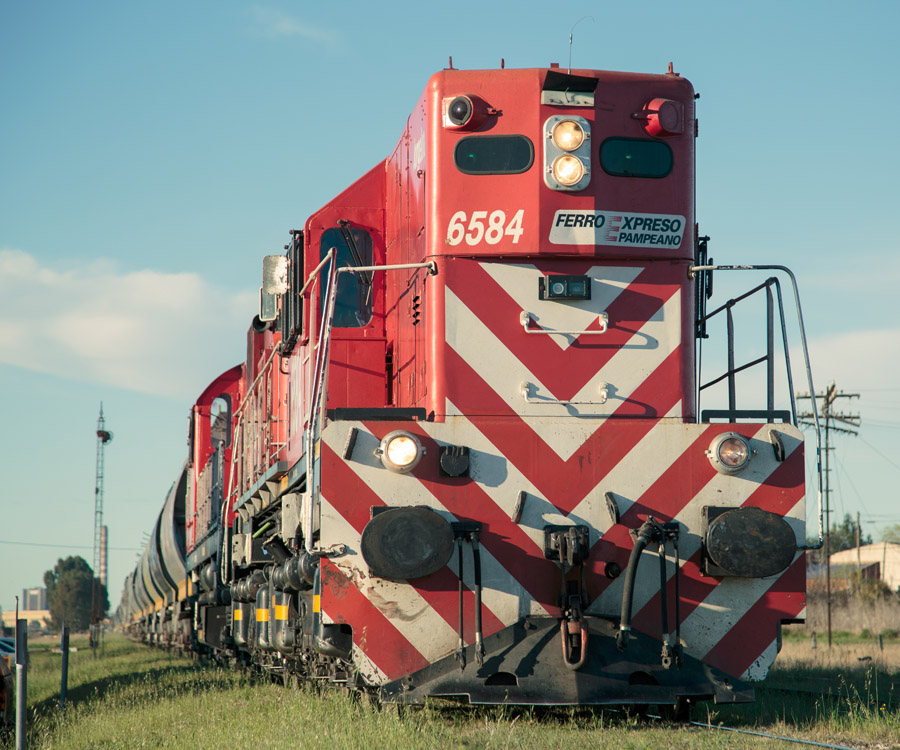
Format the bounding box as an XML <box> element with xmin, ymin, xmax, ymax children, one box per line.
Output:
<box><xmin>120</xmin><ymin>61</ymin><xmax>822</xmax><ymax>711</ymax></box>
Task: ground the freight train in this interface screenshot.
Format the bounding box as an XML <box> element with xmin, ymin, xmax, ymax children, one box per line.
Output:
<box><xmin>118</xmin><ymin>61</ymin><xmax>822</xmax><ymax>712</ymax></box>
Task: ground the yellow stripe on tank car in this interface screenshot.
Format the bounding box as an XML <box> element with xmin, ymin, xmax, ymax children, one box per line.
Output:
<box><xmin>313</xmin><ymin>595</ymin><xmax>320</xmax><ymax>613</ymax></box>
<box><xmin>234</xmin><ymin>608</ymin><xmax>243</xmax><ymax>622</ymax></box>
<box><xmin>256</xmin><ymin>608</ymin><xmax>270</xmax><ymax>623</ymax></box>
<box><xmin>275</xmin><ymin>604</ymin><xmax>288</xmax><ymax>621</ymax></box>
<box><xmin>178</xmin><ymin>579</ymin><xmax>187</xmax><ymax>600</ymax></box>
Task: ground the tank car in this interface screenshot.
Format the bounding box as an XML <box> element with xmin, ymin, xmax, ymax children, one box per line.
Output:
<box><xmin>122</xmin><ymin>61</ymin><xmax>822</xmax><ymax>711</ymax></box>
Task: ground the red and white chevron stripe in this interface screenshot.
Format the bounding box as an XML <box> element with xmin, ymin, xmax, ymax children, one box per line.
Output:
<box><xmin>316</xmin><ymin>260</ymin><xmax>805</xmax><ymax>685</ymax></box>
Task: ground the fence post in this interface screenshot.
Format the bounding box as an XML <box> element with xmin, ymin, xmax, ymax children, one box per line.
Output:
<box><xmin>60</xmin><ymin>625</ymin><xmax>69</xmax><ymax>710</ymax></box>
<box><xmin>15</xmin><ymin>619</ymin><xmax>27</xmax><ymax>750</ymax></box>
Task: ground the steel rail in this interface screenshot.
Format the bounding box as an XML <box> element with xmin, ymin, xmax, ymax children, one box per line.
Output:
<box><xmin>687</xmin><ymin>720</ymin><xmax>859</xmax><ymax>750</ymax></box>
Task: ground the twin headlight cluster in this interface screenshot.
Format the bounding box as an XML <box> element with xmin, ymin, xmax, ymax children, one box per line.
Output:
<box><xmin>706</xmin><ymin>432</ymin><xmax>754</xmax><ymax>475</ymax></box>
<box><xmin>544</xmin><ymin>115</ymin><xmax>591</xmax><ymax>192</ymax></box>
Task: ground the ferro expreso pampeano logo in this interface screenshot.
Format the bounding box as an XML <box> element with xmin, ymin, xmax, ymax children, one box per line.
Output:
<box><xmin>549</xmin><ymin>210</ymin><xmax>686</xmax><ymax>248</ymax></box>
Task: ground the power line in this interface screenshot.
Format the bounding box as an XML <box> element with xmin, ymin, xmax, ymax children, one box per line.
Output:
<box><xmin>857</xmin><ymin>433</ymin><xmax>900</xmax><ymax>474</ymax></box>
<box><xmin>0</xmin><ymin>539</ymin><xmax>141</xmax><ymax>551</ymax></box>
<box><xmin>833</xmin><ymin>451</ymin><xmax>870</xmax><ymax>518</ymax></box>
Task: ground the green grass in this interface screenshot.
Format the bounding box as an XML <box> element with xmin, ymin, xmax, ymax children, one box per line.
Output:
<box><xmin>783</xmin><ymin>625</ymin><xmax>900</xmax><ymax>644</ymax></box>
<box><xmin>4</xmin><ymin>633</ymin><xmax>899</xmax><ymax>749</ymax></box>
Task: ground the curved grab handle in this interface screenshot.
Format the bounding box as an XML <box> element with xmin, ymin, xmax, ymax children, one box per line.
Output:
<box><xmin>520</xmin><ymin>381</ymin><xmax>609</xmax><ymax>405</ymax></box>
<box><xmin>520</xmin><ymin>311</ymin><xmax>608</xmax><ymax>336</ymax></box>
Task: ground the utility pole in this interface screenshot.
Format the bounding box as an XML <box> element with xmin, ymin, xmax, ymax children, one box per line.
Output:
<box><xmin>798</xmin><ymin>381</ymin><xmax>859</xmax><ymax>649</ymax></box>
<box><xmin>857</xmin><ymin>511</ymin><xmax>861</xmax><ymax>570</ymax></box>
<box><xmin>91</xmin><ymin>404</ymin><xmax>113</xmax><ymax>657</ymax></box>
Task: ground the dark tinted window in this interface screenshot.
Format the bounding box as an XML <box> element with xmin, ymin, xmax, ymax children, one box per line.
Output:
<box><xmin>454</xmin><ymin>136</ymin><xmax>534</xmax><ymax>174</ymax></box>
<box><xmin>320</xmin><ymin>227</ymin><xmax>374</xmax><ymax>328</ymax></box>
<box><xmin>600</xmin><ymin>138</ymin><xmax>673</xmax><ymax>178</ymax></box>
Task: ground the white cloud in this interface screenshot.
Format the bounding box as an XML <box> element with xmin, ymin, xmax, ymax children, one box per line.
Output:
<box><xmin>805</xmin><ymin>328</ymin><xmax>900</xmax><ymax>393</ymax></box>
<box><xmin>249</xmin><ymin>7</ymin><xmax>337</xmax><ymax>42</ymax></box>
<box><xmin>802</xmin><ymin>255</ymin><xmax>900</xmax><ymax>296</ymax></box>
<box><xmin>0</xmin><ymin>249</ymin><xmax>256</xmax><ymax>399</ymax></box>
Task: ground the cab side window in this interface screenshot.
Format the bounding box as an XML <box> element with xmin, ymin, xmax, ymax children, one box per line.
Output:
<box><xmin>320</xmin><ymin>227</ymin><xmax>374</xmax><ymax>327</ymax></box>
<box><xmin>210</xmin><ymin>395</ymin><xmax>231</xmax><ymax>447</ymax></box>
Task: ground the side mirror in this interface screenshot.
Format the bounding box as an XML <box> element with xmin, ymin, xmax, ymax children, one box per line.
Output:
<box><xmin>259</xmin><ymin>255</ymin><xmax>288</xmax><ymax>322</ymax></box>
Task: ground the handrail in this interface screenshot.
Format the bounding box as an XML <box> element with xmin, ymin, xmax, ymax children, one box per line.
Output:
<box><xmin>520</xmin><ymin>380</ymin><xmax>609</xmax><ymax>405</ymax></box>
<box><xmin>690</xmin><ymin>263</ymin><xmax>823</xmax><ymax>551</ymax></box>
<box><xmin>697</xmin><ymin>278</ymin><xmax>786</xmax><ymax>419</ymax></box>
<box><xmin>221</xmin><ymin>333</ymin><xmax>286</xmax><ymax>581</ymax></box>
<box><xmin>298</xmin><ymin>250</ymin><xmax>336</xmax><ymax>297</ymax></box>
<box><xmin>520</xmin><ymin>311</ymin><xmax>608</xmax><ymax>336</ymax></box>
<box><xmin>302</xmin><ymin>259</ymin><xmax>437</xmax><ymax>555</ymax></box>
<box><xmin>233</xmin><ymin>343</ymin><xmax>281</xmax><ymax>418</ymax></box>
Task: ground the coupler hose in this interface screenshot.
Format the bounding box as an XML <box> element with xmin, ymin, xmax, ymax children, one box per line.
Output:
<box><xmin>617</xmin><ymin>518</ymin><xmax>662</xmax><ymax>651</ymax></box>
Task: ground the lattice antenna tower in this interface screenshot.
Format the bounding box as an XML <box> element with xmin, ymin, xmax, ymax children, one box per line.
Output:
<box><xmin>93</xmin><ymin>404</ymin><xmax>113</xmax><ymax>618</ymax></box>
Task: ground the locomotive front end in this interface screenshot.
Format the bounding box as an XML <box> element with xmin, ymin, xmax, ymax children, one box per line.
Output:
<box><xmin>128</xmin><ymin>62</ymin><xmax>817</xmax><ymax>714</ymax></box>
<box><xmin>300</xmin><ymin>65</ymin><xmax>808</xmax><ymax>708</ymax></box>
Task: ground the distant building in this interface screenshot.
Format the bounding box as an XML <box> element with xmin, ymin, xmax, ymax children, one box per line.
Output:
<box><xmin>22</xmin><ymin>587</ymin><xmax>47</xmax><ymax>611</ymax></box>
<box><xmin>830</xmin><ymin>542</ymin><xmax>900</xmax><ymax>592</ymax></box>
<box><xmin>0</xmin><ymin>587</ymin><xmax>51</xmax><ymax>632</ymax></box>
<box><xmin>1</xmin><ymin>609</ymin><xmax>51</xmax><ymax>632</ymax></box>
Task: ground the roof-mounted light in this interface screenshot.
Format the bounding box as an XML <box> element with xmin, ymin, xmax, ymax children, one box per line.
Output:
<box><xmin>442</xmin><ymin>95</ymin><xmax>490</xmax><ymax>130</ymax></box>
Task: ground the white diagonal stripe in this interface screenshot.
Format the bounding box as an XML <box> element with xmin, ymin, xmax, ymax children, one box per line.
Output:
<box><xmin>320</xmin><ymin>422</ymin><xmax>544</xmax><ymax>627</ymax></box>
<box><xmin>588</xmin><ymin>424</ymin><xmax>804</xmax><ymax>684</ymax></box>
<box><xmin>591</xmin><ymin>425</ymin><xmax>805</xmax><ymax>625</ymax></box>
<box><xmin>319</xmin><ymin>494</ymin><xmax>458</xmax><ymax>665</ymax></box>
<box><xmin>480</xmin><ymin>263</ymin><xmax>644</xmax><ymax>351</ymax></box>
<box><xmin>445</xmin><ymin>285</ymin><xmax>681</xmax><ymax>460</ymax></box>
<box><xmin>677</xmin><ymin>501</ymin><xmax>805</xmax><ymax>665</ymax></box>
<box><xmin>351</xmin><ymin>643</ymin><xmax>388</xmax><ymax>686</ymax></box>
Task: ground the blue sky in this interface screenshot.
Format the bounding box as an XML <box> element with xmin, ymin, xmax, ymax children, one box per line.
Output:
<box><xmin>2</xmin><ymin>1</ymin><xmax>899</xmax><ymax>613</ymax></box>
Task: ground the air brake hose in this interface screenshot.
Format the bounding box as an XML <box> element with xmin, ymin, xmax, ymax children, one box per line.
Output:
<box><xmin>472</xmin><ymin>534</ymin><xmax>484</xmax><ymax>666</ymax></box>
<box><xmin>616</xmin><ymin>519</ymin><xmax>661</xmax><ymax>651</ymax></box>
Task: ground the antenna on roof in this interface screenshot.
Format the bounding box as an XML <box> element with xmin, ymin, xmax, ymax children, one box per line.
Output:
<box><xmin>568</xmin><ymin>16</ymin><xmax>595</xmax><ymax>74</ymax></box>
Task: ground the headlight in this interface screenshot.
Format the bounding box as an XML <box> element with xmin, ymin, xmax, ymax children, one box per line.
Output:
<box><xmin>543</xmin><ymin>115</ymin><xmax>590</xmax><ymax>191</ymax></box>
<box><xmin>552</xmin><ymin>120</ymin><xmax>585</xmax><ymax>151</ymax></box>
<box><xmin>376</xmin><ymin>431</ymin><xmax>424</xmax><ymax>473</ymax></box>
<box><xmin>552</xmin><ymin>155</ymin><xmax>585</xmax><ymax>187</ymax></box>
<box><xmin>707</xmin><ymin>432</ymin><xmax>752</xmax><ymax>474</ymax></box>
